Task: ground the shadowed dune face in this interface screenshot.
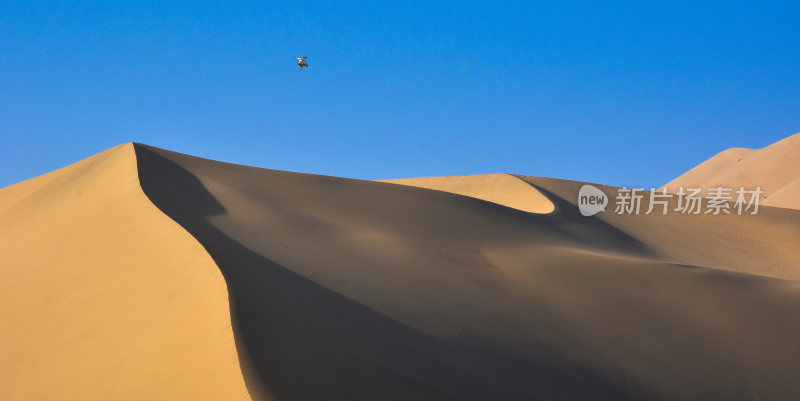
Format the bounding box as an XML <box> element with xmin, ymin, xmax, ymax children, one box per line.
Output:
<box><xmin>134</xmin><ymin>143</ymin><xmax>800</xmax><ymax>401</ymax></box>
<box><xmin>134</xmin><ymin>145</ymin><xmax>652</xmax><ymax>401</ymax></box>
<box><xmin>3</xmin><ymin>140</ymin><xmax>800</xmax><ymax>400</ymax></box>
<box><xmin>0</xmin><ymin>144</ymin><xmax>250</xmax><ymax>400</ymax></box>
<box><xmin>519</xmin><ymin>177</ymin><xmax>800</xmax><ymax>279</ymax></box>
<box><xmin>664</xmin><ymin>132</ymin><xmax>800</xmax><ymax>209</ymax></box>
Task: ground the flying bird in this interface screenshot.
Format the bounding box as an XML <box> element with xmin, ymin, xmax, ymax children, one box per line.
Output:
<box><xmin>296</xmin><ymin>57</ymin><xmax>308</xmax><ymax>69</ymax></box>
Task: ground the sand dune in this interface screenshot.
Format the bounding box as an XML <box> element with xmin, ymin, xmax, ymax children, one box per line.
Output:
<box><xmin>3</xmin><ymin>142</ymin><xmax>800</xmax><ymax>400</ymax></box>
<box><xmin>381</xmin><ymin>173</ymin><xmax>800</xmax><ymax>278</ymax></box>
<box><xmin>0</xmin><ymin>144</ymin><xmax>250</xmax><ymax>400</ymax></box>
<box><xmin>135</xmin><ymin>144</ymin><xmax>800</xmax><ymax>400</ymax></box>
<box><xmin>518</xmin><ymin>177</ymin><xmax>800</xmax><ymax>279</ymax></box>
<box><xmin>664</xmin><ymin>132</ymin><xmax>800</xmax><ymax>209</ymax></box>
<box><xmin>380</xmin><ymin>174</ymin><xmax>555</xmax><ymax>214</ymax></box>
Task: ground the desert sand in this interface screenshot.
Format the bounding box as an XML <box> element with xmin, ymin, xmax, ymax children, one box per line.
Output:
<box><xmin>0</xmin><ymin>144</ymin><xmax>250</xmax><ymax>400</ymax></box>
<box><xmin>380</xmin><ymin>174</ymin><xmax>555</xmax><ymax>214</ymax></box>
<box><xmin>2</xmin><ymin>138</ymin><xmax>800</xmax><ymax>401</ymax></box>
<box><xmin>665</xmin><ymin>132</ymin><xmax>800</xmax><ymax>209</ymax></box>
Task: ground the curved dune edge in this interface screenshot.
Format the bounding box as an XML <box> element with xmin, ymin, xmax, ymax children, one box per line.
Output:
<box><xmin>517</xmin><ymin>176</ymin><xmax>800</xmax><ymax>280</ymax></box>
<box><xmin>134</xmin><ymin>143</ymin><xmax>800</xmax><ymax>401</ymax></box>
<box><xmin>0</xmin><ymin>144</ymin><xmax>251</xmax><ymax>400</ymax></box>
<box><xmin>379</xmin><ymin>173</ymin><xmax>556</xmax><ymax>214</ymax></box>
<box><xmin>5</xmin><ymin>142</ymin><xmax>800</xmax><ymax>400</ymax></box>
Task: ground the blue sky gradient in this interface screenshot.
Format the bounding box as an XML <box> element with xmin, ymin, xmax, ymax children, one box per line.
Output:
<box><xmin>2</xmin><ymin>1</ymin><xmax>798</xmax><ymax>188</ymax></box>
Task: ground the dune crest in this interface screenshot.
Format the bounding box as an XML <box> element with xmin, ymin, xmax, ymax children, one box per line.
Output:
<box><xmin>134</xmin><ymin>144</ymin><xmax>800</xmax><ymax>401</ymax></box>
<box><xmin>664</xmin><ymin>132</ymin><xmax>800</xmax><ymax>209</ymax></box>
<box><xmin>380</xmin><ymin>173</ymin><xmax>555</xmax><ymax>214</ymax></box>
<box><xmin>4</xmin><ymin>142</ymin><xmax>800</xmax><ymax>400</ymax></box>
<box><xmin>0</xmin><ymin>144</ymin><xmax>251</xmax><ymax>400</ymax></box>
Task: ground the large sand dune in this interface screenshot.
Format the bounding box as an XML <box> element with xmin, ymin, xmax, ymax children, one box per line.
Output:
<box><xmin>3</xmin><ymin>141</ymin><xmax>800</xmax><ymax>400</ymax></box>
<box><xmin>0</xmin><ymin>144</ymin><xmax>250</xmax><ymax>400</ymax></box>
<box><xmin>664</xmin><ymin>132</ymin><xmax>800</xmax><ymax>209</ymax></box>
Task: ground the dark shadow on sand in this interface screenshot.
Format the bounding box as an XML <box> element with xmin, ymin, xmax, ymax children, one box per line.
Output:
<box><xmin>133</xmin><ymin>144</ymin><xmax>658</xmax><ymax>401</ymax></box>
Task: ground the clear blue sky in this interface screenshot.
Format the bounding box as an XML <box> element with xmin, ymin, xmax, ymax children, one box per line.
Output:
<box><xmin>2</xmin><ymin>1</ymin><xmax>798</xmax><ymax>189</ymax></box>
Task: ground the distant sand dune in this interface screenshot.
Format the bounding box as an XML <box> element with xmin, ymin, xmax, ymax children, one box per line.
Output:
<box><xmin>3</xmin><ymin>140</ymin><xmax>800</xmax><ymax>401</ymax></box>
<box><xmin>380</xmin><ymin>174</ymin><xmax>555</xmax><ymax>214</ymax></box>
<box><xmin>518</xmin><ymin>177</ymin><xmax>800</xmax><ymax>279</ymax></box>
<box><xmin>664</xmin><ymin>132</ymin><xmax>800</xmax><ymax>209</ymax></box>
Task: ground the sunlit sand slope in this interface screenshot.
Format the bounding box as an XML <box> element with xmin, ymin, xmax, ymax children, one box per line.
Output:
<box><xmin>665</xmin><ymin>132</ymin><xmax>800</xmax><ymax>209</ymax></box>
<box><xmin>380</xmin><ymin>174</ymin><xmax>555</xmax><ymax>213</ymax></box>
<box><xmin>0</xmin><ymin>144</ymin><xmax>250</xmax><ymax>400</ymax></box>
<box><xmin>135</xmin><ymin>143</ymin><xmax>800</xmax><ymax>401</ymax></box>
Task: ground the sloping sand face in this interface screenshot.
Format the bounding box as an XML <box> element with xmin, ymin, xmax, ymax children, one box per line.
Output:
<box><xmin>380</xmin><ymin>174</ymin><xmax>555</xmax><ymax>214</ymax></box>
<box><xmin>520</xmin><ymin>177</ymin><xmax>800</xmax><ymax>279</ymax></box>
<box><xmin>664</xmin><ymin>132</ymin><xmax>800</xmax><ymax>209</ymax></box>
<box><xmin>4</xmin><ymin>141</ymin><xmax>800</xmax><ymax>400</ymax></box>
<box><xmin>134</xmin><ymin>144</ymin><xmax>800</xmax><ymax>401</ymax></box>
<box><xmin>0</xmin><ymin>144</ymin><xmax>250</xmax><ymax>400</ymax></box>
